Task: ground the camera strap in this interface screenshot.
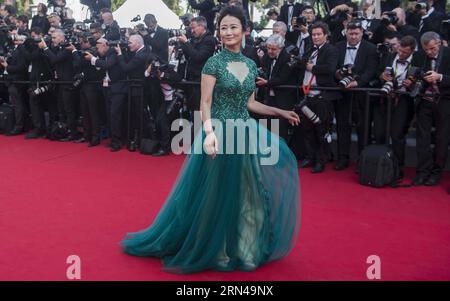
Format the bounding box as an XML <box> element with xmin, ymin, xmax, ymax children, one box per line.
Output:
<box><xmin>302</xmin><ymin>75</ymin><xmax>316</xmax><ymax>96</ymax></box>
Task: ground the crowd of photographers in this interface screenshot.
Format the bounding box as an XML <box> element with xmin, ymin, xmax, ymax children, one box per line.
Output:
<box><xmin>0</xmin><ymin>0</ymin><xmax>449</xmax><ymax>187</ymax></box>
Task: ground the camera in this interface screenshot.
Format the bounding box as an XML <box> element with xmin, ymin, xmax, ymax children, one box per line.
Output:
<box><xmin>351</xmin><ymin>11</ymin><xmax>365</xmax><ymax>21</ymax></box>
<box><xmin>254</xmin><ymin>36</ymin><xmax>267</xmax><ymax>52</ymax></box>
<box><xmin>168</xmin><ymin>29</ymin><xmax>186</xmax><ymax>38</ymax></box>
<box><xmin>131</xmin><ymin>15</ymin><xmax>141</xmax><ymax>23</ymax></box>
<box><xmin>380</xmin><ymin>66</ymin><xmax>396</xmax><ymax>94</ymax></box>
<box><xmin>293</xmin><ymin>16</ymin><xmax>307</xmax><ymax>28</ymax></box>
<box><xmin>166</xmin><ymin>90</ymin><xmax>186</xmax><ymax>117</ymax></box>
<box><xmin>406</xmin><ymin>66</ymin><xmax>426</xmax><ymax>98</ymax></box>
<box><xmin>415</xmin><ymin>3</ymin><xmax>427</xmax><ymax>10</ymax></box>
<box><xmin>380</xmin><ymin>11</ymin><xmax>399</xmax><ymax>26</ymax></box>
<box><xmin>338</xmin><ymin>64</ymin><xmax>359</xmax><ymax>87</ymax></box>
<box><xmin>28</xmin><ymin>85</ymin><xmax>52</xmax><ymax>97</ymax></box>
<box><xmin>72</xmin><ymin>72</ymin><xmax>85</xmax><ymax>89</ymax></box>
<box><xmin>294</xmin><ymin>97</ymin><xmax>321</xmax><ymax>124</ymax></box>
<box><xmin>377</xmin><ymin>42</ymin><xmax>392</xmax><ymax>54</ymax></box>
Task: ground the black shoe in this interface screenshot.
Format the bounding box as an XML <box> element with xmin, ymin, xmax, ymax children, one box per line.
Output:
<box><xmin>398</xmin><ymin>170</ymin><xmax>405</xmax><ymax>180</ymax></box>
<box><xmin>334</xmin><ymin>159</ymin><xmax>349</xmax><ymax>171</ymax></box>
<box><xmin>152</xmin><ymin>148</ymin><xmax>169</xmax><ymax>157</ymax></box>
<box><xmin>25</xmin><ymin>129</ymin><xmax>46</xmax><ymax>139</ymax></box>
<box><xmin>311</xmin><ymin>163</ymin><xmax>325</xmax><ymax>173</ymax></box>
<box><xmin>424</xmin><ymin>174</ymin><xmax>441</xmax><ymax>186</ymax></box>
<box><xmin>6</xmin><ymin>127</ymin><xmax>23</xmax><ymax>136</ymax></box>
<box><xmin>299</xmin><ymin>159</ymin><xmax>314</xmax><ymax>168</ymax></box>
<box><xmin>412</xmin><ymin>175</ymin><xmax>428</xmax><ymax>186</ymax></box>
<box><xmin>88</xmin><ymin>137</ymin><xmax>100</xmax><ymax>147</ymax></box>
<box><xmin>110</xmin><ymin>144</ymin><xmax>122</xmax><ymax>152</ymax></box>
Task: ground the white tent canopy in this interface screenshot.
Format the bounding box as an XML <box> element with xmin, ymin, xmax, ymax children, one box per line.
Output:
<box><xmin>113</xmin><ymin>0</ymin><xmax>182</xmax><ymax>29</ymax></box>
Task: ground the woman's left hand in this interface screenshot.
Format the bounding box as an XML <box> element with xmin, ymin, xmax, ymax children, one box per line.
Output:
<box><xmin>280</xmin><ymin>110</ymin><xmax>300</xmax><ymax>126</ymax></box>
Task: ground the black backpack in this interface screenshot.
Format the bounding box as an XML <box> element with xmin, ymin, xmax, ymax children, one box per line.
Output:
<box><xmin>358</xmin><ymin>144</ymin><xmax>400</xmax><ymax>187</ymax></box>
<box><xmin>0</xmin><ymin>103</ymin><xmax>15</xmax><ymax>134</ymax></box>
<box><xmin>358</xmin><ymin>94</ymin><xmax>410</xmax><ymax>188</ymax></box>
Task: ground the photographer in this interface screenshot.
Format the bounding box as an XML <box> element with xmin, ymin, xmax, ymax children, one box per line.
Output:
<box><xmin>278</xmin><ymin>0</ymin><xmax>304</xmax><ymax>39</ymax></box>
<box><xmin>333</xmin><ymin>21</ymin><xmax>378</xmax><ymax>171</ymax></box>
<box><xmin>256</xmin><ymin>34</ymin><xmax>297</xmax><ymax>142</ymax></box>
<box><xmin>371</xmin><ymin>8</ymin><xmax>420</xmax><ymax>45</ymax></box>
<box><xmin>187</xmin><ymin>0</ymin><xmax>216</xmax><ymax>34</ymax></box>
<box><xmin>25</xmin><ymin>27</ymin><xmax>57</xmax><ymax>139</ymax></box>
<box><xmin>31</xmin><ymin>3</ymin><xmax>50</xmax><ymax>34</ymax></box>
<box><xmin>291</xmin><ymin>5</ymin><xmax>315</xmax><ymax>58</ymax></box>
<box><xmin>85</xmin><ymin>38</ymin><xmax>126</xmax><ymax>152</ymax></box>
<box><xmin>405</xmin><ymin>32</ymin><xmax>450</xmax><ymax>186</ymax></box>
<box><xmin>0</xmin><ymin>34</ymin><xmax>29</xmax><ymax>136</ymax></box>
<box><xmin>177</xmin><ymin>16</ymin><xmax>215</xmax><ymax>112</ymax></box>
<box><xmin>38</xmin><ymin>28</ymin><xmax>78</xmax><ymax>141</ymax></box>
<box><xmin>101</xmin><ymin>11</ymin><xmax>120</xmax><ymax>41</ymax></box>
<box><xmin>323</xmin><ymin>2</ymin><xmax>356</xmax><ymax>44</ymax></box>
<box><xmin>116</xmin><ymin>34</ymin><xmax>150</xmax><ymax>149</ymax></box>
<box><xmin>47</xmin><ymin>12</ymin><xmax>62</xmax><ymax>29</ymax></box>
<box><xmin>409</xmin><ymin>0</ymin><xmax>445</xmax><ymax>36</ymax></box>
<box><xmin>68</xmin><ymin>33</ymin><xmax>104</xmax><ymax>147</ymax></box>
<box><xmin>372</xmin><ymin>35</ymin><xmax>417</xmax><ymax>180</ymax></box>
<box><xmin>89</xmin><ymin>22</ymin><xmax>104</xmax><ymax>41</ymax></box>
<box><xmin>142</xmin><ymin>14</ymin><xmax>168</xmax><ymax>63</ymax></box>
<box><xmin>297</xmin><ymin>22</ymin><xmax>339</xmax><ymax>173</ymax></box>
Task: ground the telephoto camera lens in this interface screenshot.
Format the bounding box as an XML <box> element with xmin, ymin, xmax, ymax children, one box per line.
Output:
<box><xmin>295</xmin><ymin>98</ymin><xmax>321</xmax><ymax>124</ymax></box>
<box><xmin>380</xmin><ymin>81</ymin><xmax>394</xmax><ymax>95</ymax></box>
<box><xmin>339</xmin><ymin>76</ymin><xmax>354</xmax><ymax>87</ymax></box>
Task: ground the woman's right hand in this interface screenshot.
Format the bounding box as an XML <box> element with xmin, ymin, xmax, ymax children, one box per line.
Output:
<box><xmin>204</xmin><ymin>132</ymin><xmax>219</xmax><ymax>159</ymax></box>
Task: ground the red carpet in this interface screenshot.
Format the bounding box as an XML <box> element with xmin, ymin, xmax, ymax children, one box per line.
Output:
<box><xmin>0</xmin><ymin>135</ymin><xmax>449</xmax><ymax>281</ymax></box>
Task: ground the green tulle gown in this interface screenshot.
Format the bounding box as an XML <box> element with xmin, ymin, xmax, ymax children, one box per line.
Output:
<box><xmin>121</xmin><ymin>48</ymin><xmax>301</xmax><ymax>273</ymax></box>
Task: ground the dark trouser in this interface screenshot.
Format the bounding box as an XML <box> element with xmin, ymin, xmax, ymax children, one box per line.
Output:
<box><xmin>29</xmin><ymin>87</ymin><xmax>57</xmax><ymax>131</ymax></box>
<box><xmin>155</xmin><ymin>100</ymin><xmax>171</xmax><ymax>151</ymax></box>
<box><xmin>334</xmin><ymin>92</ymin><xmax>373</xmax><ymax>160</ymax></box>
<box><xmin>267</xmin><ymin>95</ymin><xmax>293</xmax><ymax>143</ymax></box>
<box><xmin>415</xmin><ymin>97</ymin><xmax>450</xmax><ymax>178</ymax></box>
<box><xmin>300</xmin><ymin>96</ymin><xmax>334</xmax><ymax>164</ymax></box>
<box><xmin>80</xmin><ymin>83</ymin><xmax>101</xmax><ymax>140</ymax></box>
<box><xmin>103</xmin><ymin>87</ymin><xmax>127</xmax><ymax>146</ymax></box>
<box><xmin>373</xmin><ymin>94</ymin><xmax>414</xmax><ymax>168</ymax></box>
<box><xmin>58</xmin><ymin>85</ymin><xmax>77</xmax><ymax>133</ymax></box>
<box><xmin>186</xmin><ymin>85</ymin><xmax>201</xmax><ymax>115</ymax></box>
<box><xmin>8</xmin><ymin>84</ymin><xmax>27</xmax><ymax>129</ymax></box>
<box><xmin>128</xmin><ymin>84</ymin><xmax>144</xmax><ymax>145</ymax></box>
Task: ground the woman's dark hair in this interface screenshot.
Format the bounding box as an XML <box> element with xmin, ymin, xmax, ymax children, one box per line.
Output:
<box><xmin>217</xmin><ymin>5</ymin><xmax>247</xmax><ymax>31</ymax></box>
<box><xmin>38</xmin><ymin>3</ymin><xmax>48</xmax><ymax>15</ymax></box>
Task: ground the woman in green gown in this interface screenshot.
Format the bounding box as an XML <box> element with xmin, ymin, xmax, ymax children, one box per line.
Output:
<box><xmin>121</xmin><ymin>6</ymin><xmax>301</xmax><ymax>274</ymax></box>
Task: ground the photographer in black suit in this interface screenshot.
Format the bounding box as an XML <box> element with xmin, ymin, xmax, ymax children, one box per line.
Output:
<box><xmin>278</xmin><ymin>0</ymin><xmax>304</xmax><ymax>41</ymax></box>
<box><xmin>409</xmin><ymin>0</ymin><xmax>445</xmax><ymax>36</ymax></box>
<box><xmin>334</xmin><ymin>21</ymin><xmax>378</xmax><ymax>171</ymax></box>
<box><xmin>143</xmin><ymin>14</ymin><xmax>169</xmax><ymax>63</ymax></box>
<box><xmin>256</xmin><ymin>34</ymin><xmax>298</xmax><ymax>142</ymax></box>
<box><xmin>38</xmin><ymin>29</ymin><xmax>79</xmax><ymax>141</ymax></box>
<box><xmin>177</xmin><ymin>16</ymin><xmax>215</xmax><ymax>113</ymax></box>
<box><xmin>187</xmin><ymin>0</ymin><xmax>216</xmax><ymax>34</ymax></box>
<box><xmin>405</xmin><ymin>32</ymin><xmax>450</xmax><ymax>186</ymax></box>
<box><xmin>101</xmin><ymin>10</ymin><xmax>120</xmax><ymax>41</ymax></box>
<box><xmin>116</xmin><ymin>34</ymin><xmax>150</xmax><ymax>150</ymax></box>
<box><xmin>85</xmin><ymin>38</ymin><xmax>126</xmax><ymax>152</ymax></box>
<box><xmin>70</xmin><ymin>33</ymin><xmax>104</xmax><ymax>147</ymax></box>
<box><xmin>25</xmin><ymin>27</ymin><xmax>57</xmax><ymax>139</ymax></box>
<box><xmin>297</xmin><ymin>22</ymin><xmax>340</xmax><ymax>173</ymax></box>
<box><xmin>372</xmin><ymin>35</ymin><xmax>417</xmax><ymax>180</ymax></box>
<box><xmin>0</xmin><ymin>35</ymin><xmax>29</xmax><ymax>136</ymax></box>
<box><xmin>371</xmin><ymin>8</ymin><xmax>420</xmax><ymax>45</ymax></box>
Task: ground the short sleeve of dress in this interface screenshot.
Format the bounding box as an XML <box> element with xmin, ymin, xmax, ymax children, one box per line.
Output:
<box><xmin>202</xmin><ymin>56</ymin><xmax>217</xmax><ymax>77</ymax></box>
